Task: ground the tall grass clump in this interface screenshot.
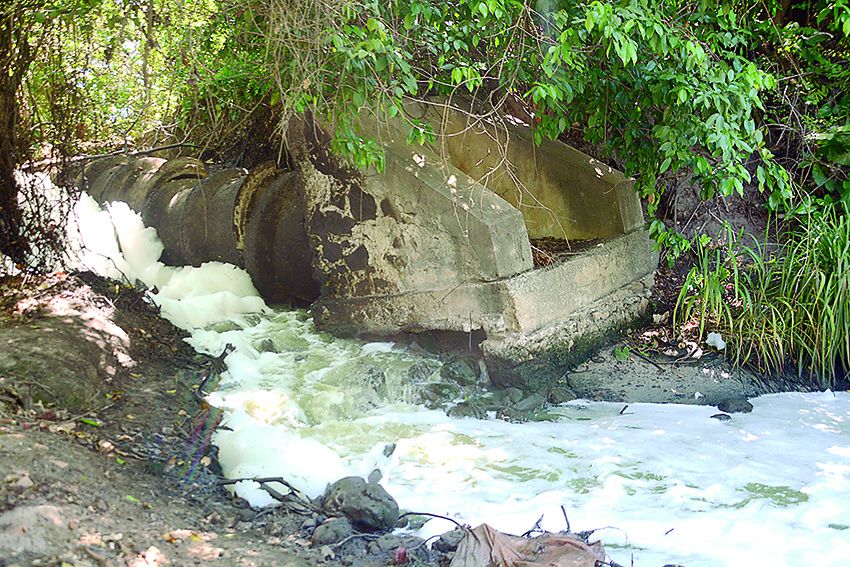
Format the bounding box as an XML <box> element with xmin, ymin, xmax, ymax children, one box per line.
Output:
<box><xmin>676</xmin><ymin>207</ymin><xmax>850</xmax><ymax>387</ymax></box>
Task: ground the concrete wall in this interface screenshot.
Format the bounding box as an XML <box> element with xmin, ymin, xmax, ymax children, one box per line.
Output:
<box><xmin>358</xmin><ymin>101</ymin><xmax>643</xmax><ymax>241</ymax></box>
<box><xmin>312</xmin><ymin>229</ymin><xmax>657</xmax><ymax>388</ymax></box>
<box><xmin>283</xmin><ymin>115</ymin><xmax>533</xmax><ymax>301</ymax></box>
<box><xmin>441</xmin><ymin>113</ymin><xmax>643</xmax><ymax>240</ymax></box>
<box><xmin>308</xmin><ymin>103</ymin><xmax>658</xmax><ymax>389</ymax></box>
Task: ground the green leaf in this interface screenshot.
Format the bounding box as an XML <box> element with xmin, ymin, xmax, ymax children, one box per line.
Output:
<box><xmin>756</xmin><ymin>165</ymin><xmax>766</xmax><ymax>189</ymax></box>
<box><xmin>614</xmin><ymin>345</ymin><xmax>630</xmax><ymax>362</ymax></box>
<box><xmin>79</xmin><ymin>417</ymin><xmax>101</xmax><ymax>427</ymax></box>
<box><xmin>812</xmin><ymin>164</ymin><xmax>829</xmax><ymax>187</ymax></box>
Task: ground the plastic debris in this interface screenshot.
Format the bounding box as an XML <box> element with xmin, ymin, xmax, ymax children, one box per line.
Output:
<box><xmin>706</xmin><ymin>332</ymin><xmax>726</xmax><ymax>350</ymax></box>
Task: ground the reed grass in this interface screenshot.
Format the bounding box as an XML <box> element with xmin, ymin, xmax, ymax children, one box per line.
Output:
<box><xmin>675</xmin><ymin>207</ymin><xmax>850</xmax><ymax>387</ymax></box>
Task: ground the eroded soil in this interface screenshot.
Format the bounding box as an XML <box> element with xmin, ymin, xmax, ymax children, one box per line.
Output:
<box><xmin>0</xmin><ymin>272</ymin><xmax>327</xmax><ymax>566</ymax></box>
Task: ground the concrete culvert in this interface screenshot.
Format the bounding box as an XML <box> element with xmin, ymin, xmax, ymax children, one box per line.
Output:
<box><xmin>78</xmin><ymin>157</ymin><xmax>320</xmax><ymax>304</ymax></box>
<box><xmin>144</xmin><ymin>176</ymin><xmax>203</xmax><ymax>266</ymax></box>
<box><xmin>238</xmin><ymin>168</ymin><xmax>319</xmax><ymax>304</ymax></box>
<box><xmin>184</xmin><ymin>168</ymin><xmax>245</xmax><ymax>266</ymax></box>
<box><xmin>77</xmin><ymin>155</ymin><xmax>131</xmax><ymax>201</ymax></box>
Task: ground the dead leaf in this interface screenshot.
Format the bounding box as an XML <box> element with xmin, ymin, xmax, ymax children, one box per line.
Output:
<box><xmin>450</xmin><ymin>524</ymin><xmax>522</xmax><ymax>567</ymax></box>
<box><xmin>450</xmin><ymin>524</ymin><xmax>607</xmax><ymax>567</ymax></box>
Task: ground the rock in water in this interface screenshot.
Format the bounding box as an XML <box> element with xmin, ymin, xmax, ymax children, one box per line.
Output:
<box><xmin>547</xmin><ymin>385</ymin><xmax>576</xmax><ymax>405</ymax></box>
<box><xmin>433</xmin><ymin>528</ymin><xmax>466</xmax><ymax>553</ymax></box>
<box><xmin>710</xmin><ymin>413</ymin><xmax>732</xmax><ymax>421</ymax></box>
<box><xmin>440</xmin><ymin>359</ymin><xmax>479</xmax><ymax>386</ymax></box>
<box><xmin>321</xmin><ymin>477</ymin><xmax>399</xmax><ymax>532</ymax></box>
<box><xmin>717</xmin><ymin>397</ymin><xmax>753</xmax><ymax>413</ymax></box>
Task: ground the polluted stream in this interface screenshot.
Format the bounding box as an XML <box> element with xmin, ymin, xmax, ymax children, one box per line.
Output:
<box><xmin>32</xmin><ymin>179</ymin><xmax>850</xmax><ymax>566</ymax></box>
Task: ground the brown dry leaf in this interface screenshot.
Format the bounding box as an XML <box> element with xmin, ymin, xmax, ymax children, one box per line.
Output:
<box><xmin>48</xmin><ymin>421</ymin><xmax>76</xmax><ymax>433</ymax></box>
<box><xmin>516</xmin><ymin>535</ymin><xmax>606</xmax><ymax>567</ymax></box>
<box><xmin>450</xmin><ymin>524</ymin><xmax>523</xmax><ymax>567</ymax></box>
<box><xmin>450</xmin><ymin>524</ymin><xmax>607</xmax><ymax>567</ymax></box>
<box><xmin>162</xmin><ymin>529</ymin><xmax>195</xmax><ymax>543</ymax></box>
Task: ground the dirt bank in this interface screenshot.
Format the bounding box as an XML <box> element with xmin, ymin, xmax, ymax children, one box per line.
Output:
<box><xmin>0</xmin><ymin>272</ymin><xmax>326</xmax><ymax>566</ymax></box>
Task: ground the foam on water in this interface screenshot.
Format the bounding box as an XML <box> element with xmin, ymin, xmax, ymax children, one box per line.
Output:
<box><xmin>34</xmin><ymin>177</ymin><xmax>850</xmax><ymax>566</ymax></box>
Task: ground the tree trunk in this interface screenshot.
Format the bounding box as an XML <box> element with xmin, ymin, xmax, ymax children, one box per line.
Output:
<box><xmin>0</xmin><ymin>5</ymin><xmax>31</xmax><ymax>266</ymax></box>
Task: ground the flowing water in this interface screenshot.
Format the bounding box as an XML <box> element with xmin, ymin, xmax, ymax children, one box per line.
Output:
<box><xmin>16</xmin><ymin>175</ymin><xmax>850</xmax><ymax>566</ymax></box>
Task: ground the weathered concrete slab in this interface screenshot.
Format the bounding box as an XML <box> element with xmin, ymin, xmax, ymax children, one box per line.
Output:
<box><xmin>284</xmin><ymin>115</ymin><xmax>533</xmax><ymax>301</ymax></box>
<box><xmin>308</xmin><ymin>103</ymin><xmax>658</xmax><ymax>389</ymax></box>
<box><xmin>356</xmin><ymin>101</ymin><xmax>642</xmax><ymax>241</ymax></box>
<box><xmin>497</xmin><ymin>230</ymin><xmax>657</xmax><ymax>335</ymax></box>
<box><xmin>438</xmin><ymin>111</ymin><xmax>644</xmax><ymax>240</ymax></box>
<box><xmin>313</xmin><ymin>229</ymin><xmax>657</xmax><ymax>389</ymax></box>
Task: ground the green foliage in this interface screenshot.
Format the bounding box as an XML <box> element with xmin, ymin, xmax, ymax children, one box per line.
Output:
<box><xmin>676</xmin><ymin>211</ymin><xmax>850</xmax><ymax>386</ymax></box>
<box><xmin>155</xmin><ymin>0</ymin><xmax>779</xmax><ymax>191</ymax></box>
<box><xmin>675</xmin><ymin>227</ymin><xmax>739</xmax><ymax>340</ymax></box>
<box><xmin>15</xmin><ymin>0</ymin><xmax>218</xmax><ymax>153</ymax></box>
<box><xmin>531</xmin><ymin>1</ymin><xmax>787</xmax><ymax>215</ymax></box>
<box><xmin>751</xmin><ymin>0</ymin><xmax>850</xmax><ymax>211</ymax></box>
<box><xmin>613</xmin><ymin>344</ymin><xmax>631</xmax><ymax>362</ymax></box>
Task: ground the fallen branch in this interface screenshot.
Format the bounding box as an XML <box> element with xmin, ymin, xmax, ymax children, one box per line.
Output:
<box><xmin>628</xmin><ymin>347</ymin><xmax>665</xmax><ymax>372</ymax></box>
<box><xmin>395</xmin><ymin>511</ymin><xmax>466</xmax><ymax>530</ymax></box>
<box><xmin>218</xmin><ymin>475</ymin><xmax>318</xmax><ymax>512</ymax></box>
<box><xmin>332</xmin><ymin>532</ymin><xmax>380</xmax><ymax>548</ymax></box>
<box><xmin>561</xmin><ymin>505</ymin><xmax>571</xmax><ymax>533</ymax></box>
<box><xmin>20</xmin><ymin>143</ymin><xmax>200</xmax><ymax>171</ymax></box>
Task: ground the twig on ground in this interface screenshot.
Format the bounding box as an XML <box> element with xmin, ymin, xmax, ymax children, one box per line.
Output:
<box><xmin>629</xmin><ymin>348</ymin><xmax>665</xmax><ymax>372</ymax></box>
<box><xmin>81</xmin><ymin>545</ymin><xmax>111</xmax><ymax>567</ymax></box>
<box><xmin>62</xmin><ymin>402</ymin><xmax>116</xmax><ymax>426</ymax></box>
<box><xmin>196</xmin><ymin>344</ymin><xmax>234</xmax><ymax>400</ymax></box>
<box><xmin>218</xmin><ymin>476</ymin><xmax>318</xmax><ymax>512</ymax></box>
<box><xmin>395</xmin><ymin>511</ymin><xmax>466</xmax><ymax>530</ymax></box>
<box><xmin>333</xmin><ymin>532</ymin><xmax>380</xmax><ymax>548</ymax></box>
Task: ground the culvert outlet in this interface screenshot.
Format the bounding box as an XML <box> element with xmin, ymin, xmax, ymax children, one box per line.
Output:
<box><xmin>77</xmin><ymin>156</ymin><xmax>319</xmax><ymax>303</ymax></box>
